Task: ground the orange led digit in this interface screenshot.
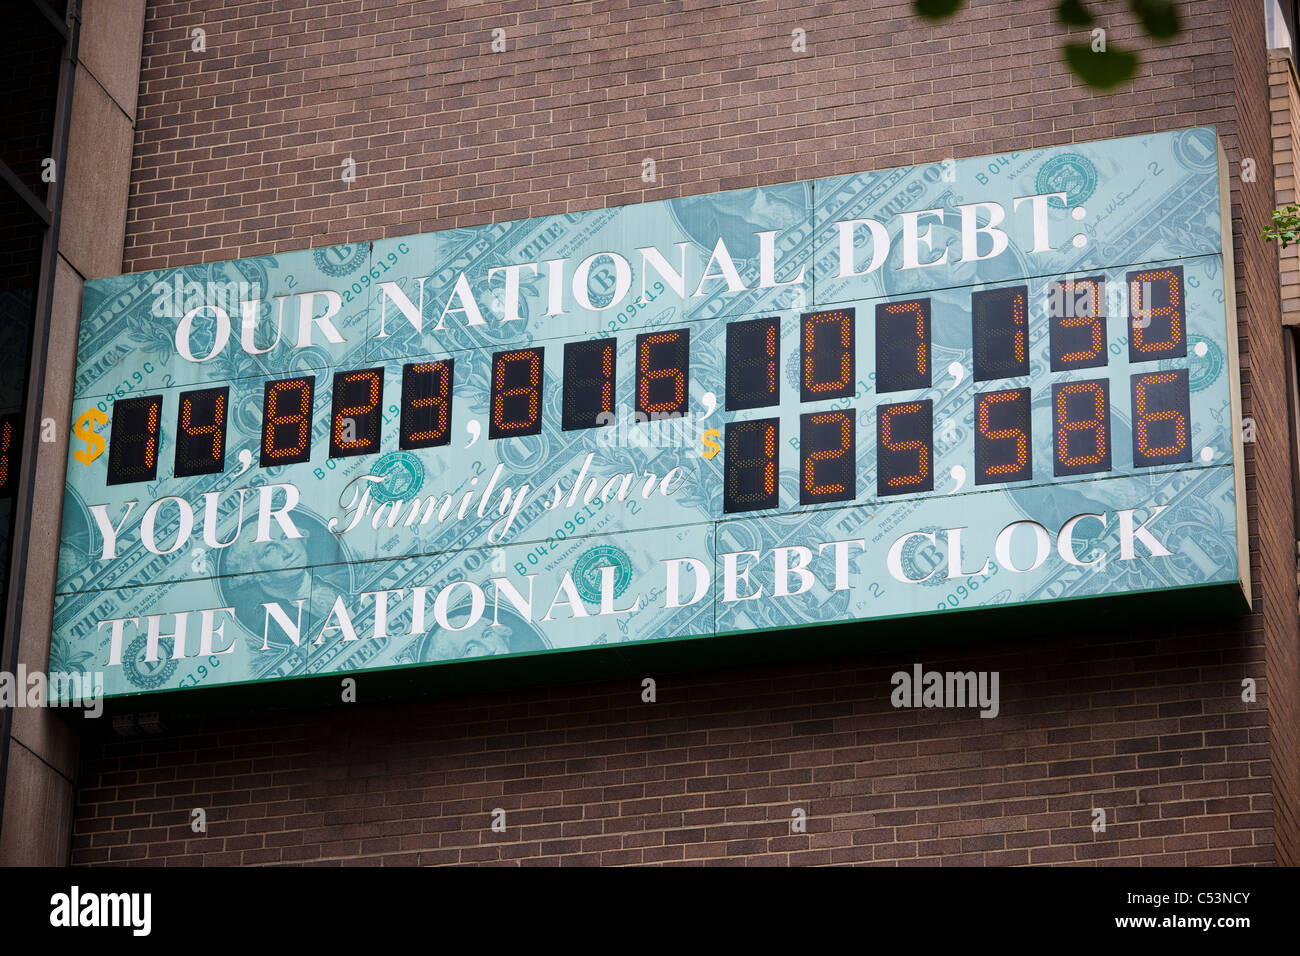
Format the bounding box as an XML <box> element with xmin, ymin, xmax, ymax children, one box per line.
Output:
<box><xmin>800</xmin><ymin>409</ymin><xmax>855</xmax><ymax>505</ymax></box>
<box><xmin>876</xmin><ymin>400</ymin><xmax>933</xmax><ymax>496</ymax></box>
<box><xmin>875</xmin><ymin>299</ymin><xmax>931</xmax><ymax>393</ymax></box>
<box><xmin>974</xmin><ymin>388</ymin><xmax>1032</xmax><ymax>484</ymax></box>
<box><xmin>1128</xmin><ymin>266</ymin><xmax>1186</xmax><ymax>361</ymax></box>
<box><xmin>636</xmin><ymin>329</ymin><xmax>689</xmax><ymax>417</ymax></box>
<box><xmin>1049</xmin><ymin>277</ymin><xmax>1107</xmax><ymax>371</ymax></box>
<box><xmin>800</xmin><ymin>308</ymin><xmax>854</xmax><ymax>401</ymax></box>
<box><xmin>400</xmin><ymin>360</ymin><xmax>453</xmax><ymax>449</ymax></box>
<box><xmin>260</xmin><ymin>376</ymin><xmax>315</xmax><ymax>467</ymax></box>
<box><xmin>106</xmin><ymin>395</ymin><xmax>164</xmax><ymax>485</ymax></box>
<box><xmin>764</xmin><ymin>324</ymin><xmax>777</xmax><ymax>387</ymax></box>
<box><xmin>563</xmin><ymin>338</ymin><xmax>616</xmax><ymax>430</ymax></box>
<box><xmin>329</xmin><ymin>368</ymin><xmax>384</xmax><ymax>458</ymax></box>
<box><xmin>972</xmin><ymin>286</ymin><xmax>1029</xmax><ymax>381</ymax></box>
<box><xmin>1132</xmin><ymin>369</ymin><xmax>1191</xmax><ymax>466</ymax></box>
<box><xmin>726</xmin><ymin>317</ymin><xmax>780</xmax><ymax>410</ymax></box>
<box><xmin>489</xmin><ymin>348</ymin><xmax>544</xmax><ymax>438</ymax></box>
<box><xmin>174</xmin><ymin>387</ymin><xmax>228</xmax><ymax>478</ymax></box>
<box><xmin>1052</xmin><ymin>379</ymin><xmax>1111</xmax><ymax>476</ymax></box>
<box><xmin>723</xmin><ymin>418</ymin><xmax>779</xmax><ymax>513</ymax></box>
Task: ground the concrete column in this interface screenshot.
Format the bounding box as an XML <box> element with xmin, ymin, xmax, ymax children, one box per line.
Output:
<box><xmin>0</xmin><ymin>0</ymin><xmax>145</xmax><ymax>867</ymax></box>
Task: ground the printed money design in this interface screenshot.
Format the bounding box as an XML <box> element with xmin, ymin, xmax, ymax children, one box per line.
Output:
<box><xmin>50</xmin><ymin>126</ymin><xmax>1247</xmax><ymax>702</ymax></box>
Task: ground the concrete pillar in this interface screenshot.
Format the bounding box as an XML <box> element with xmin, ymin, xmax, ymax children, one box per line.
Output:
<box><xmin>0</xmin><ymin>0</ymin><xmax>146</xmax><ymax>867</ymax></box>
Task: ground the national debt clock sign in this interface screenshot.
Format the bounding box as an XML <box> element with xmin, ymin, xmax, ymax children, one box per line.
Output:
<box><xmin>50</xmin><ymin>125</ymin><xmax>1248</xmax><ymax>703</ymax></box>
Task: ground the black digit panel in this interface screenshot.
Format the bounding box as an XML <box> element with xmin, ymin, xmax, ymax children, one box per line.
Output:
<box><xmin>726</xmin><ymin>317</ymin><xmax>780</xmax><ymax>411</ymax></box>
<box><xmin>1049</xmin><ymin>277</ymin><xmax>1107</xmax><ymax>371</ymax></box>
<box><xmin>107</xmin><ymin>395</ymin><xmax>164</xmax><ymax>486</ymax></box>
<box><xmin>1132</xmin><ymin>369</ymin><xmax>1192</xmax><ymax>467</ymax></box>
<box><xmin>563</xmin><ymin>338</ymin><xmax>616</xmax><ymax>430</ymax></box>
<box><xmin>974</xmin><ymin>387</ymin><xmax>1032</xmax><ymax>485</ymax></box>
<box><xmin>875</xmin><ymin>299</ymin><xmax>930</xmax><ymax>393</ymax></box>
<box><xmin>1128</xmin><ymin>266</ymin><xmax>1186</xmax><ymax>362</ymax></box>
<box><xmin>877</xmin><ymin>400</ymin><xmax>933</xmax><ymax>497</ymax></box>
<box><xmin>800</xmin><ymin>308</ymin><xmax>854</xmax><ymax>401</ymax></box>
<box><xmin>260</xmin><ymin>376</ymin><xmax>315</xmax><ymax>467</ymax></box>
<box><xmin>723</xmin><ymin>418</ymin><xmax>779</xmax><ymax>513</ymax></box>
<box><xmin>636</xmin><ymin>328</ymin><xmax>689</xmax><ymax>417</ymax></box>
<box><xmin>399</xmin><ymin>360</ymin><xmax>453</xmax><ymax>449</ymax></box>
<box><xmin>329</xmin><ymin>368</ymin><xmax>384</xmax><ymax>458</ymax></box>
<box><xmin>174</xmin><ymin>387</ymin><xmax>228</xmax><ymax>478</ymax></box>
<box><xmin>490</xmin><ymin>347</ymin><xmax>544</xmax><ymax>439</ymax></box>
<box><xmin>800</xmin><ymin>409</ymin><xmax>855</xmax><ymax>505</ymax></box>
<box><xmin>0</xmin><ymin>412</ymin><xmax>19</xmax><ymax>496</ymax></box>
<box><xmin>972</xmin><ymin>285</ymin><xmax>1029</xmax><ymax>382</ymax></box>
<box><xmin>1052</xmin><ymin>379</ymin><xmax>1111</xmax><ymax>476</ymax></box>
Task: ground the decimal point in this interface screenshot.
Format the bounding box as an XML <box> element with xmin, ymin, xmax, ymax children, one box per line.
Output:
<box><xmin>1194</xmin><ymin>341</ymin><xmax>1208</xmax><ymax>357</ymax></box>
<box><xmin>1200</xmin><ymin>446</ymin><xmax>1214</xmax><ymax>462</ymax></box>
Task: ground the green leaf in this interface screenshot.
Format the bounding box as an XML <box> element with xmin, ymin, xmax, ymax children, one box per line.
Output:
<box><xmin>1128</xmin><ymin>0</ymin><xmax>1181</xmax><ymax>40</ymax></box>
<box><xmin>1064</xmin><ymin>42</ymin><xmax>1139</xmax><ymax>89</ymax></box>
<box><xmin>1263</xmin><ymin>204</ymin><xmax>1300</xmax><ymax>248</ymax></box>
<box><xmin>913</xmin><ymin>0</ymin><xmax>966</xmax><ymax>19</ymax></box>
<box><xmin>1057</xmin><ymin>0</ymin><xmax>1095</xmax><ymax>27</ymax></box>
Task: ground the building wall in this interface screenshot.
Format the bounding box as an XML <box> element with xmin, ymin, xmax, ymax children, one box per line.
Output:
<box><xmin>69</xmin><ymin>0</ymin><xmax>1294</xmax><ymax>865</ymax></box>
<box><xmin>0</xmin><ymin>0</ymin><xmax>148</xmax><ymax>867</ymax></box>
<box><xmin>1269</xmin><ymin>53</ymin><xmax>1300</xmax><ymax>326</ymax></box>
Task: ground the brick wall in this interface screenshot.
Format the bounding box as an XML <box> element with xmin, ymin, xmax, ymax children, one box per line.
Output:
<box><xmin>1269</xmin><ymin>54</ymin><xmax>1300</xmax><ymax>325</ymax></box>
<box><xmin>1267</xmin><ymin>50</ymin><xmax>1300</xmax><ymax>863</ymax></box>
<box><xmin>70</xmin><ymin>0</ymin><xmax>1293</xmax><ymax>865</ymax></box>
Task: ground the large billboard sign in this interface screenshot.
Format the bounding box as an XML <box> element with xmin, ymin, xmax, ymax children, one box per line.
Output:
<box><xmin>51</xmin><ymin>126</ymin><xmax>1248</xmax><ymax>702</ymax></box>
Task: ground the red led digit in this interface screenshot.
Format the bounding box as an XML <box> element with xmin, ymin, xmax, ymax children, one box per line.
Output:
<box><xmin>490</xmin><ymin>348</ymin><xmax>544</xmax><ymax>438</ymax></box>
<box><xmin>400</xmin><ymin>360</ymin><xmax>453</xmax><ymax>449</ymax></box>
<box><xmin>800</xmin><ymin>409</ymin><xmax>855</xmax><ymax>505</ymax></box>
<box><xmin>1052</xmin><ymin>379</ymin><xmax>1111</xmax><ymax>476</ymax></box>
<box><xmin>636</xmin><ymin>329</ymin><xmax>689</xmax><ymax>416</ymax></box>
<box><xmin>329</xmin><ymin>368</ymin><xmax>384</xmax><ymax>458</ymax></box>
<box><xmin>260</xmin><ymin>376</ymin><xmax>315</xmax><ymax>467</ymax></box>
<box><xmin>877</xmin><ymin>400</ymin><xmax>933</xmax><ymax>496</ymax></box>
<box><xmin>0</xmin><ymin>413</ymin><xmax>17</xmax><ymax>495</ymax></box>
<box><xmin>1049</xmin><ymin>277</ymin><xmax>1107</xmax><ymax>371</ymax></box>
<box><xmin>1132</xmin><ymin>370</ymin><xmax>1191</xmax><ymax>466</ymax></box>
<box><xmin>975</xmin><ymin>388</ymin><xmax>1031</xmax><ymax>484</ymax></box>
<box><xmin>801</xmin><ymin>309</ymin><xmax>855</xmax><ymax>401</ymax></box>
<box><xmin>1128</xmin><ymin>266</ymin><xmax>1186</xmax><ymax>360</ymax></box>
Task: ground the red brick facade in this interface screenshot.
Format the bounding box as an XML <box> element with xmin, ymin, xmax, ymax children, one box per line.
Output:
<box><xmin>71</xmin><ymin>0</ymin><xmax>1299</xmax><ymax>865</ymax></box>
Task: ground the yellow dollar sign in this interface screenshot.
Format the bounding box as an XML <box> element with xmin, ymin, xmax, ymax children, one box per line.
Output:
<box><xmin>72</xmin><ymin>408</ymin><xmax>108</xmax><ymax>465</ymax></box>
<box><xmin>701</xmin><ymin>427</ymin><xmax>721</xmax><ymax>460</ymax></box>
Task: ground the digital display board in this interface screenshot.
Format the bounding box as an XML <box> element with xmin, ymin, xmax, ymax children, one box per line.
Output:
<box><xmin>51</xmin><ymin>126</ymin><xmax>1248</xmax><ymax>703</ymax></box>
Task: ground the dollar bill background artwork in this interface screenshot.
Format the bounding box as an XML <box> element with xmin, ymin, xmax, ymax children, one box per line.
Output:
<box><xmin>49</xmin><ymin>125</ymin><xmax>1248</xmax><ymax>703</ymax></box>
